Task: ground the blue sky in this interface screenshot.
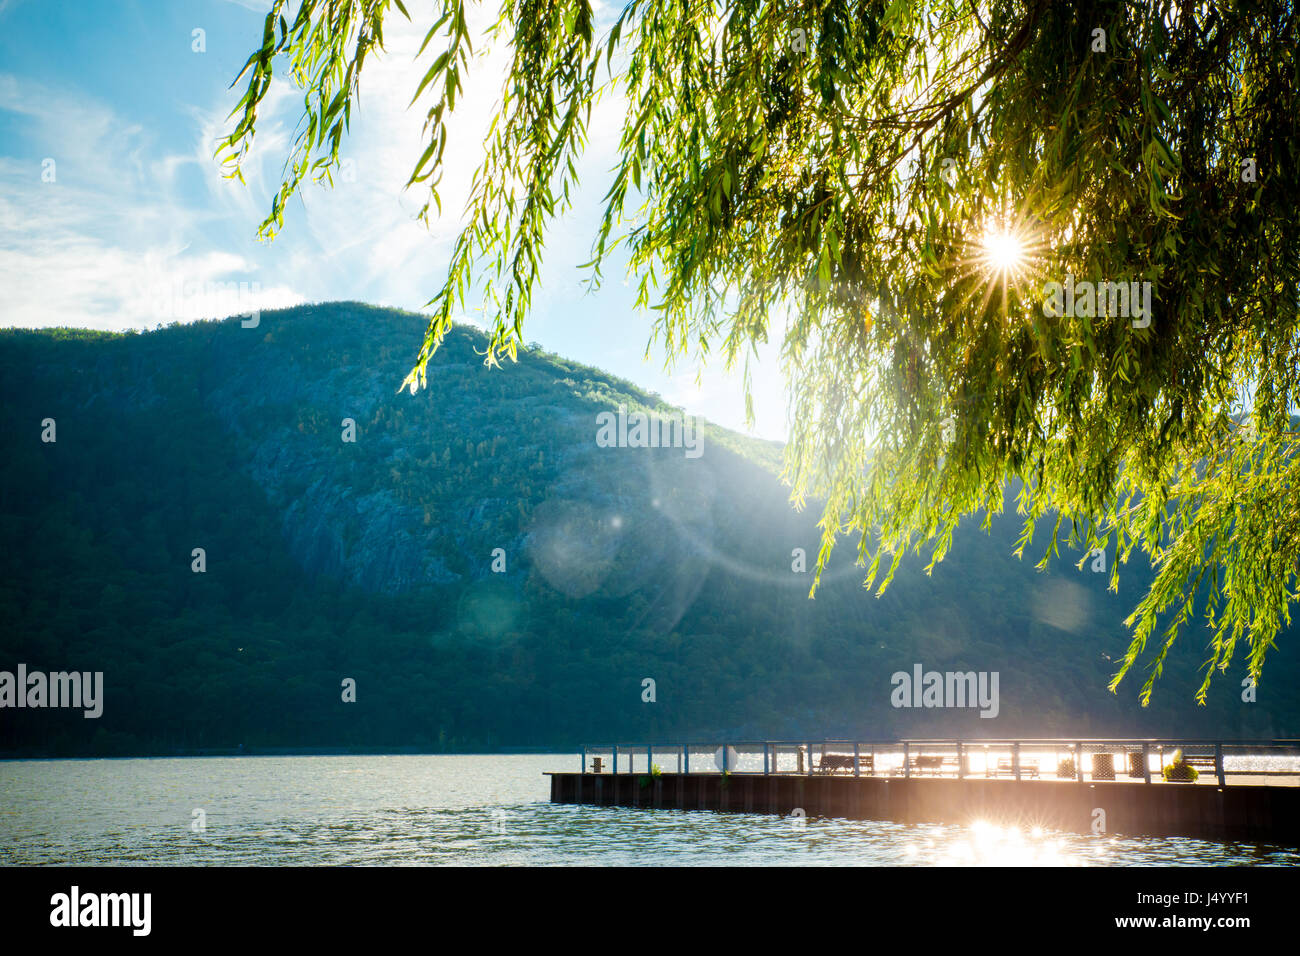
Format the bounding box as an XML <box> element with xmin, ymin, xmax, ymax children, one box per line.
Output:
<box><xmin>0</xmin><ymin>0</ymin><xmax>788</xmax><ymax>440</ymax></box>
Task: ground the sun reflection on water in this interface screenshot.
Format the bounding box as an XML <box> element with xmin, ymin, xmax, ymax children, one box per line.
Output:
<box><xmin>935</xmin><ymin>821</ymin><xmax>1089</xmax><ymax>866</ymax></box>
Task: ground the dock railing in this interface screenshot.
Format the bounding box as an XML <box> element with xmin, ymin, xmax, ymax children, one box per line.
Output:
<box><xmin>577</xmin><ymin>738</ymin><xmax>1300</xmax><ymax>786</ymax></box>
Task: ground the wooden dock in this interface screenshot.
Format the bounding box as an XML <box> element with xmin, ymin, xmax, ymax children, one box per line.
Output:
<box><xmin>547</xmin><ymin>765</ymin><xmax>1300</xmax><ymax>844</ymax></box>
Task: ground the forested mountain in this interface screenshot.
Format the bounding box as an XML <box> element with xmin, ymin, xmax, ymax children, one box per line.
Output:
<box><xmin>0</xmin><ymin>302</ymin><xmax>1294</xmax><ymax>756</ymax></box>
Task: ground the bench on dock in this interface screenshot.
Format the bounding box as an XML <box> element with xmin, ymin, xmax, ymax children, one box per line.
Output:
<box><xmin>994</xmin><ymin>757</ymin><xmax>1039</xmax><ymax>778</ymax></box>
<box><xmin>817</xmin><ymin>753</ymin><xmax>874</xmax><ymax>774</ymax></box>
<box><xmin>907</xmin><ymin>755</ymin><xmax>951</xmax><ymax>775</ymax></box>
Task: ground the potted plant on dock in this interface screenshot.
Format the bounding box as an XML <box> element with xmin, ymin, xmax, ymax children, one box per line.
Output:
<box><xmin>1162</xmin><ymin>749</ymin><xmax>1199</xmax><ymax>783</ymax></box>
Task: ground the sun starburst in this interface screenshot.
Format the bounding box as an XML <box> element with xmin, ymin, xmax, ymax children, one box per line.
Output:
<box><xmin>951</xmin><ymin>211</ymin><xmax>1047</xmax><ymax>318</ymax></box>
<box><xmin>981</xmin><ymin>227</ymin><xmax>1029</xmax><ymax>280</ymax></box>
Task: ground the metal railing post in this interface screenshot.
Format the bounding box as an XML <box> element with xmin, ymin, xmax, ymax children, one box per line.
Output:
<box><xmin>763</xmin><ymin>743</ymin><xmax>769</xmax><ymax>775</ymax></box>
<box><xmin>722</xmin><ymin>744</ymin><xmax>729</xmax><ymax>773</ymax></box>
<box><xmin>807</xmin><ymin>742</ymin><xmax>813</xmax><ymax>775</ymax></box>
<box><xmin>1013</xmin><ymin>741</ymin><xmax>1021</xmax><ymax>781</ymax></box>
<box><xmin>683</xmin><ymin>745</ymin><xmax>689</xmax><ymax>775</ymax></box>
<box><xmin>648</xmin><ymin>744</ymin><xmax>653</xmax><ymax>775</ymax></box>
<box><xmin>854</xmin><ymin>742</ymin><xmax>861</xmax><ymax>778</ymax></box>
<box><xmin>904</xmin><ymin>742</ymin><xmax>911</xmax><ymax>778</ymax></box>
<box><xmin>1075</xmin><ymin>742</ymin><xmax>1084</xmax><ymax>784</ymax></box>
<box><xmin>581</xmin><ymin>745</ymin><xmax>586</xmax><ymax>774</ymax></box>
<box><xmin>613</xmin><ymin>745</ymin><xmax>618</xmax><ymax>775</ymax></box>
<box><xmin>1142</xmin><ymin>743</ymin><xmax>1151</xmax><ymax>784</ymax></box>
<box><xmin>956</xmin><ymin>741</ymin><xmax>964</xmax><ymax>778</ymax></box>
<box><xmin>1216</xmin><ymin>742</ymin><xmax>1226</xmax><ymax>787</ymax></box>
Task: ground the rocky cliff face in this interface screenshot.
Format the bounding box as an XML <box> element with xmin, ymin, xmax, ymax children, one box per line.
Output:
<box><xmin>180</xmin><ymin>303</ymin><xmax>779</xmax><ymax>599</ymax></box>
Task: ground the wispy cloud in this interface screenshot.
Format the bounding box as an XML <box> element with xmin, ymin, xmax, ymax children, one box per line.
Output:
<box><xmin>0</xmin><ymin>75</ymin><xmax>301</xmax><ymax>329</ymax></box>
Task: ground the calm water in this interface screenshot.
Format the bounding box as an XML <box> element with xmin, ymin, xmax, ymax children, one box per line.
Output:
<box><xmin>0</xmin><ymin>755</ymin><xmax>1296</xmax><ymax>866</ymax></box>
